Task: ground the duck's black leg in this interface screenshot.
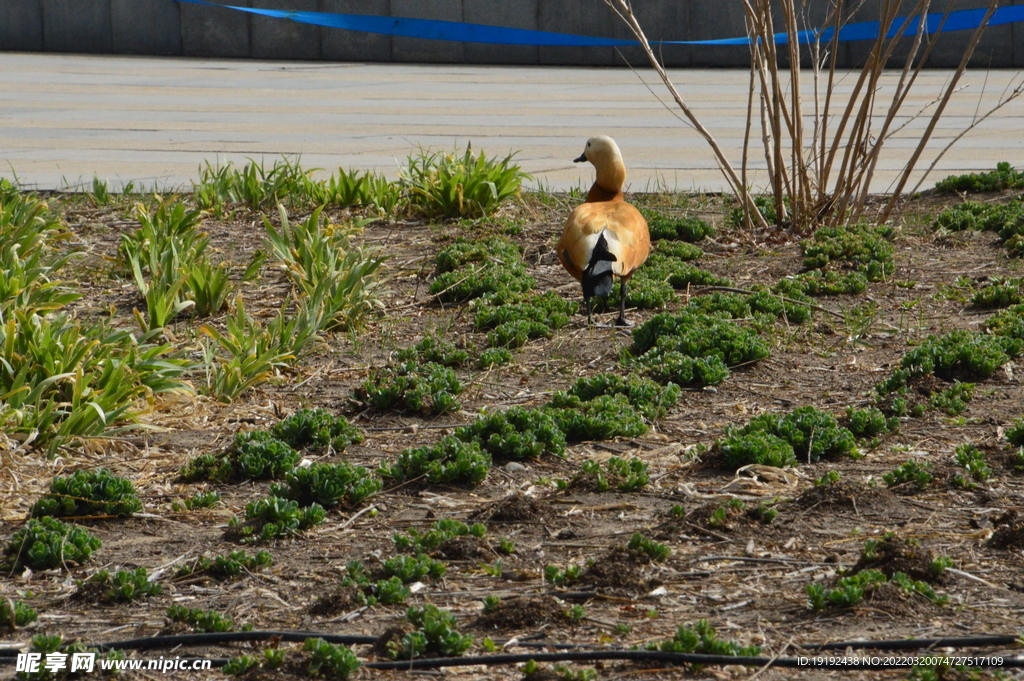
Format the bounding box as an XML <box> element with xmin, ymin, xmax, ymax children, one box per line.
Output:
<box><xmin>615</xmin><ymin>279</ymin><xmax>631</xmax><ymax>327</ymax></box>
<box><xmin>585</xmin><ymin>295</ymin><xmax>593</xmax><ymax>326</ymax></box>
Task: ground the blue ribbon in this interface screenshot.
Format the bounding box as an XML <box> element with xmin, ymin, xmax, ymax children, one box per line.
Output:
<box><xmin>175</xmin><ymin>0</ymin><xmax>1021</xmax><ymax>47</ymax></box>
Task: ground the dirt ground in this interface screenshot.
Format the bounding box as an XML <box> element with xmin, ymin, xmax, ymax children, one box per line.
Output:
<box><xmin>2</xmin><ymin>186</ymin><xmax>1024</xmax><ymax>681</ymax></box>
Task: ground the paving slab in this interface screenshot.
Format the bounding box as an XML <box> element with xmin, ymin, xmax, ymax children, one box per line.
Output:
<box><xmin>1</xmin><ymin>52</ymin><xmax>1022</xmax><ymax>193</ymax></box>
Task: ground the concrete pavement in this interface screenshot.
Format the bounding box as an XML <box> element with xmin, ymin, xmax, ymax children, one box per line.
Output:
<box><xmin>1</xmin><ymin>52</ymin><xmax>1023</xmax><ymax>193</ymax></box>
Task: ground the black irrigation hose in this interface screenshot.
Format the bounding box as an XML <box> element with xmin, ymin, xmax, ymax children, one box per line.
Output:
<box><xmin>2</xmin><ymin>630</ymin><xmax>1012</xmax><ymax>657</ymax></box>
<box><xmin>362</xmin><ymin>651</ymin><xmax>1024</xmax><ymax>671</ymax></box>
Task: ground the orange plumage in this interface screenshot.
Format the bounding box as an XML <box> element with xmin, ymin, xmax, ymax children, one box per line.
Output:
<box><xmin>556</xmin><ymin>136</ymin><xmax>650</xmax><ymax>326</ymax></box>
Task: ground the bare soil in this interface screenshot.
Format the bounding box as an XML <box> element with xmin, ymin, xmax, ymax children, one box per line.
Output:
<box><xmin>2</xmin><ymin>188</ymin><xmax>1024</xmax><ymax>681</ymax></box>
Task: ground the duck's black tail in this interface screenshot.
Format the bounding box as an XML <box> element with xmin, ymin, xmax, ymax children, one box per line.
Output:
<box><xmin>581</xmin><ymin>233</ymin><xmax>616</xmax><ymax>300</ymax></box>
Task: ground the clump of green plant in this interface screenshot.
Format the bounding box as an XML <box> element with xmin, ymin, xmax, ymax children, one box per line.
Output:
<box><xmin>84</xmin><ymin>567</ymin><xmax>162</xmax><ymax>603</ymax></box>
<box><xmin>223</xmin><ymin>648</ymin><xmax>290</xmax><ymax>677</ymax></box>
<box><xmin>3</xmin><ymin>517</ymin><xmax>101</xmax><ymax>570</ymax></box>
<box><xmin>544</xmin><ymin>563</ymin><xmax>584</xmax><ymax>587</ymax></box>
<box><xmin>396</xmin><ymin>334</ymin><xmax>469</xmax><ymax>367</ymax></box>
<box><xmin>175</xmin><ymin>549</ymin><xmax>273</xmax><ymax>580</ymax></box>
<box><xmin>0</xmin><ymin>598</ymin><xmax>38</xmax><ymax>629</ymax></box>
<box><xmin>477</xmin><ymin>347</ymin><xmax>513</xmax><ymax>369</ymax></box>
<box><xmin>560</xmin><ymin>457</ymin><xmax>650</xmax><ymax>493</ymax></box>
<box><xmin>193</xmin><ymin>157</ymin><xmax>315</xmax><ymax>210</ymax></box>
<box><xmin>935</xmin><ymin>162</ymin><xmax>1024</xmax><ymax>193</ymax></box>
<box><xmin>952</xmin><ymin>444</ymin><xmax>992</xmax><ymax>486</ymax></box>
<box><xmin>30</xmin><ymin>468</ymin><xmax>141</xmax><ymax>518</ymax></box>
<box><xmin>721</xmin><ymin>406</ymin><xmax>858</xmax><ymax>466</ymax></box>
<box><xmin>388</xmin><ymin>604</ymin><xmax>474</xmax><ymax>659</ymax></box>
<box><xmin>522</xmin><ymin>660</ymin><xmax>597</xmax><ymax>681</ymax></box>
<box><xmin>356</xmin><ymin>360</ymin><xmax>462</xmax><ymax>415</ymax></box>
<box><xmin>392</xmin><ymin>519</ymin><xmax>489</xmax><ymax>554</ymax></box>
<box><xmin>844</xmin><ymin>406</ymin><xmax>899</xmax><ymax>441</ymax></box>
<box><xmin>455</xmin><ymin>407</ymin><xmax>567</xmax><ymax>460</ymax></box>
<box><xmin>431</xmin><ymin>261</ymin><xmax>535</xmax><ymax>304</ymax></box>
<box><xmin>317</xmin><ymin>166</ymin><xmax>404</xmax><ymax>215</ymax></box>
<box><xmin>352</xmin><ymin>553</ymin><xmax>448</xmax><ymax>584</ymax></box>
<box><xmin>402</xmin><ymin>145</ymin><xmax>531</xmax><ymax>219</ymax></box>
<box><xmin>805</xmin><ymin>569</ymin><xmax>888</xmax><ymax>610</ymax></box>
<box><xmin>165</xmin><ymin>605</ymin><xmax>236</xmax><ymax>633</ymax></box>
<box><xmin>546</xmin><ymin>394</ymin><xmax>648</xmax><ymax>442</ymax></box>
<box><xmin>654</xmin><ymin>239</ymin><xmax>704</xmax><ymax>260</ymax></box>
<box><xmin>230</xmin><ymin>496</ymin><xmax>327</xmax><ymax>544</ymax></box>
<box><xmin>727</xmin><ymin>194</ymin><xmax>785</xmax><ymax>228</ymax></box>
<box><xmin>435</xmin><ymin>236</ymin><xmax>523</xmax><ymax>274</ymax></box>
<box><xmin>303</xmin><ymin>637</ymin><xmax>361</xmax><ymax>678</ymax></box>
<box><xmin>551</xmin><ymin>372</ymin><xmax>681</xmax><ymax>421</ymax></box>
<box><xmin>883</xmin><ymin>460</ymin><xmax>934</xmax><ymax>492</ymax></box>
<box><xmin>272</xmin><ymin>408</ymin><xmax>364</xmax><ymax>451</ymax></box>
<box><xmin>716</xmin><ymin>432</ymin><xmax>796</xmax><ymax>469</ymax></box>
<box><xmin>645</xmin><ymin>210</ymin><xmax>715</xmax><ymax>242</ymax></box>
<box><xmin>271</xmin><ymin>462</ymin><xmax>381</xmax><ymax>510</ymax></box>
<box><xmin>475</xmin><ymin>290</ymin><xmax>576</xmax><ymax>324</ymax></box>
<box><xmin>932</xmin><ymin>201</ymin><xmax>991</xmax><ymax>231</ymax></box>
<box><xmin>179</xmin><ymin>431</ymin><xmax>300</xmax><ymax>483</ymax></box>
<box><xmin>641</xmin><ymin>254</ymin><xmax>732</xmax><ymax>290</ymax></box>
<box><xmin>486</xmin><ymin>318</ymin><xmax>552</xmax><ymax>349</ymax></box>
<box><xmin>648</xmin><ymin>619</ymin><xmax>761</xmax><ymax>657</ymax></box>
<box><xmin>774</xmin><ymin>269</ymin><xmax>869</xmax><ymax>297</ymax></box>
<box><xmin>263</xmin><ymin>206</ymin><xmax>386</xmax><ymax>332</ymax></box>
<box><xmin>877</xmin><ymin>330</ymin><xmax>1022</xmax><ymax>396</ymax></box>
<box><xmin>380</xmin><ymin>436</ymin><xmax>491</xmax><ymax>487</ymax></box>
<box><xmin>928</xmin><ymin>382</ymin><xmax>976</xmax><ymax>416</ymax></box>
<box><xmin>1007</xmin><ymin>418</ymin><xmax>1024</xmax><ymax>447</ymax></box>
<box><xmin>340</xmin><ymin>564</ymin><xmax>413</xmax><ymax>606</ymax></box>
<box><xmin>176</xmin><ymin>490</ymin><xmax>221</xmax><ymax>511</ymax></box>
<box><xmin>800</xmin><ymin>223</ymin><xmax>895</xmax><ymax>280</ymax></box>
<box><xmin>626</xmin><ymin>311</ymin><xmax>768</xmax><ymax>387</ymax></box>
<box><xmin>983</xmin><ymin>303</ymin><xmax>1024</xmax><ymax>340</ymax></box>
<box><xmin>971</xmin><ymin>277</ymin><xmax>1024</xmax><ymax>309</ymax></box>
<box><xmin>806</xmin><ymin>569</ymin><xmax>947</xmax><ymax>611</ymax></box>
<box><xmin>626</xmin><ymin>532</ymin><xmax>671</xmax><ymax>561</ymax></box>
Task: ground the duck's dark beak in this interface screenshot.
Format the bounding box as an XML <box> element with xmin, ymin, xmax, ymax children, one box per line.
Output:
<box><xmin>573</xmin><ymin>152</ymin><xmax>587</xmax><ymax>163</ymax></box>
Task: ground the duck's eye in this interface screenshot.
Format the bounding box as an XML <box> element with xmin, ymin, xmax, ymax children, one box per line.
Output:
<box><xmin>587</xmin><ymin>142</ymin><xmax>591</xmax><ymax>147</ymax></box>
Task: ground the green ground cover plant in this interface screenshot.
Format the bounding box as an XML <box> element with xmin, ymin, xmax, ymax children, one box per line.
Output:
<box><xmin>550</xmin><ymin>372</ymin><xmax>681</xmax><ymax>420</ymax></box>
<box><xmin>315</xmin><ymin>167</ymin><xmax>403</xmax><ymax>215</ymax></box>
<box><xmin>717</xmin><ymin>406</ymin><xmax>858</xmax><ymax>467</ymax></box>
<box><xmin>165</xmin><ymin>605</ymin><xmax>237</xmax><ymax>633</ymax></box>
<box><xmin>984</xmin><ymin>303</ymin><xmax>1024</xmax><ymax>340</ymax></box>
<box><xmin>0</xmin><ymin>598</ymin><xmax>37</xmax><ymax>629</ymax></box>
<box><xmin>884</xmin><ymin>460</ymin><xmax>934</xmax><ymax>491</ymax></box>
<box><xmin>626</xmin><ymin>532</ymin><xmax>670</xmax><ymax>561</ymax></box>
<box><xmin>877</xmin><ymin>330</ymin><xmax>1022</xmax><ymax>395</ymax></box>
<box><xmin>388</xmin><ymin>604</ymin><xmax>474</xmax><ymax>659</ymax></box>
<box><xmin>174</xmin><ymin>549</ymin><xmax>273</xmax><ymax>579</ymax></box>
<box><xmin>934</xmin><ymin>162</ymin><xmax>1024</xmax><ymax>193</ymax></box>
<box><xmin>546</xmin><ymin>394</ymin><xmax>648</xmax><ymax>441</ymax></box>
<box><xmin>303</xmin><ymin>638</ymin><xmax>361</xmax><ymax>678</ymax></box>
<box><xmin>625</xmin><ymin>311</ymin><xmax>768</xmax><ymax>387</ymax></box>
<box><xmin>270</xmin><ymin>408</ymin><xmax>363</xmax><ymax>452</ymax></box>
<box><xmin>3</xmin><ymin>517</ymin><xmax>102</xmax><ymax>570</ymax></box>
<box><xmin>392</xmin><ymin>519</ymin><xmax>489</xmax><ymax>554</ymax></box>
<box><xmin>230</xmin><ymin>496</ymin><xmax>327</xmax><ymax>544</ymax></box>
<box><xmin>800</xmin><ymin>223</ymin><xmax>895</xmax><ymax>280</ymax></box>
<box><xmin>435</xmin><ymin>236</ymin><xmax>522</xmax><ymax>274</ymax></box>
<box><xmin>395</xmin><ymin>334</ymin><xmax>469</xmax><ymax>367</ymax></box>
<box><xmin>179</xmin><ymin>431</ymin><xmax>300</xmax><ymax>483</ymax></box>
<box><xmin>31</xmin><ymin>468</ymin><xmax>141</xmax><ymax>518</ymax></box>
<box><xmin>559</xmin><ymin>456</ymin><xmax>650</xmax><ymax>492</ymax></box>
<box><xmin>647</xmin><ymin>619</ymin><xmax>761</xmax><ymax>657</ymax></box>
<box><xmin>271</xmin><ymin>461</ymin><xmax>381</xmax><ymax>510</ymax></box>
<box><xmin>805</xmin><ymin>568</ymin><xmax>947</xmax><ymax>611</ymax></box>
<box><xmin>971</xmin><ymin>277</ymin><xmax>1024</xmax><ymax>309</ymax></box>
<box><xmin>643</xmin><ymin>209</ymin><xmax>715</xmax><ymax>241</ymax></box>
<box><xmin>455</xmin><ymin>407</ymin><xmax>567</xmax><ymax>460</ymax></box>
<box><xmin>953</xmin><ymin>444</ymin><xmax>992</xmax><ymax>485</ymax></box>
<box><xmin>379</xmin><ymin>436</ymin><xmax>492</xmax><ymax>486</ymax></box>
<box><xmin>356</xmin><ymin>360</ymin><xmax>462</xmax><ymax>414</ymax></box>
<box><xmin>83</xmin><ymin>568</ymin><xmax>162</xmax><ymax>603</ymax></box>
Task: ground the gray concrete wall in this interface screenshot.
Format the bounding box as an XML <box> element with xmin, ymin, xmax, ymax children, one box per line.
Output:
<box><xmin>1</xmin><ymin>0</ymin><xmax>1021</xmax><ymax>67</ymax></box>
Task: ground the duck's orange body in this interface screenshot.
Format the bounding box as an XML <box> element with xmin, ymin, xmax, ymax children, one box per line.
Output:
<box><xmin>556</xmin><ymin>135</ymin><xmax>650</xmax><ymax>326</ymax></box>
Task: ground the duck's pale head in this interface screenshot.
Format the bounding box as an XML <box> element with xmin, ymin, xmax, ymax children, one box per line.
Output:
<box><xmin>574</xmin><ymin>135</ymin><xmax>626</xmax><ymax>200</ymax></box>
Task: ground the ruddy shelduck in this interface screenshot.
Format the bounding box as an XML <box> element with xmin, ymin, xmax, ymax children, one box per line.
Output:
<box><xmin>557</xmin><ymin>135</ymin><xmax>650</xmax><ymax>326</ymax></box>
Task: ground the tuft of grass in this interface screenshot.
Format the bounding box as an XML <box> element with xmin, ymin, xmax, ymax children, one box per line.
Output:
<box><xmin>402</xmin><ymin>145</ymin><xmax>531</xmax><ymax>219</ymax></box>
